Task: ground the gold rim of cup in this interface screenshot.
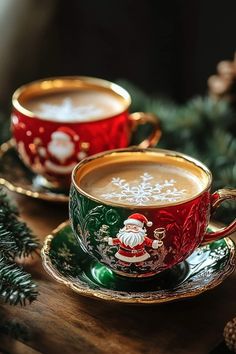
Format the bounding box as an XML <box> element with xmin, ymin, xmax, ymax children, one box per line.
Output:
<box><xmin>72</xmin><ymin>147</ymin><xmax>212</xmax><ymax>209</ymax></box>
<box><xmin>12</xmin><ymin>76</ymin><xmax>131</xmax><ymax>122</ymax></box>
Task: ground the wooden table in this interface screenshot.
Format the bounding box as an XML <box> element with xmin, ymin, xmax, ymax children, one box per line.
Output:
<box><xmin>0</xmin><ymin>192</ymin><xmax>235</xmax><ymax>354</ymax></box>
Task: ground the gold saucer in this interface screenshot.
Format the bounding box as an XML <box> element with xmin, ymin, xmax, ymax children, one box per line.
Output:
<box><xmin>41</xmin><ymin>221</ymin><xmax>236</xmax><ymax>304</ymax></box>
<box><xmin>0</xmin><ymin>140</ymin><xmax>69</xmax><ymax>202</ymax></box>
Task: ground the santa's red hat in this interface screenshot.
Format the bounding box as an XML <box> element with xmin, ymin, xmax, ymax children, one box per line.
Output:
<box><xmin>124</xmin><ymin>213</ymin><xmax>153</xmax><ymax>228</ymax></box>
<box><xmin>51</xmin><ymin>127</ymin><xmax>79</xmax><ymax>142</ymax></box>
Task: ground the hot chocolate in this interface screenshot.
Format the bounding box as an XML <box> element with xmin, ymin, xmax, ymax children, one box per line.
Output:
<box><xmin>21</xmin><ymin>89</ymin><xmax>125</xmax><ymax>122</ymax></box>
<box><xmin>79</xmin><ymin>159</ymin><xmax>208</xmax><ymax>206</ymax></box>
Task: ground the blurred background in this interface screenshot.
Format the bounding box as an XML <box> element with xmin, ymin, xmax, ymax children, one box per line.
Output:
<box><xmin>0</xmin><ymin>0</ymin><xmax>236</xmax><ymax>113</ymax></box>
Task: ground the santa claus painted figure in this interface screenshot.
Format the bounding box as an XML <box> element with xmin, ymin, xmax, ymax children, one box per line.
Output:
<box><xmin>106</xmin><ymin>213</ymin><xmax>163</xmax><ymax>264</ymax></box>
<box><xmin>37</xmin><ymin>127</ymin><xmax>87</xmax><ymax>175</ymax></box>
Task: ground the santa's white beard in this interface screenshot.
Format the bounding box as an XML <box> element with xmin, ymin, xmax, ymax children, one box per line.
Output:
<box><xmin>117</xmin><ymin>227</ymin><xmax>146</xmax><ymax>247</ymax></box>
<box><xmin>48</xmin><ymin>140</ymin><xmax>75</xmax><ymax>163</ymax></box>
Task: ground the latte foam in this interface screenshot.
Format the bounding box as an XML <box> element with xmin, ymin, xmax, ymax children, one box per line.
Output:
<box><xmin>80</xmin><ymin>161</ymin><xmax>207</xmax><ymax>206</ymax></box>
<box><xmin>22</xmin><ymin>89</ymin><xmax>125</xmax><ymax>122</ymax></box>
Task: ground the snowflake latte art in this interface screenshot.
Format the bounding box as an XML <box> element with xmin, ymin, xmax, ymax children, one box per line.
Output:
<box><xmin>22</xmin><ymin>89</ymin><xmax>125</xmax><ymax>122</ymax></box>
<box><xmin>80</xmin><ymin>161</ymin><xmax>206</xmax><ymax>206</ymax></box>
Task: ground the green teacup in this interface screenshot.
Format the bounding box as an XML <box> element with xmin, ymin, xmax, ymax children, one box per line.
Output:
<box><xmin>69</xmin><ymin>147</ymin><xmax>236</xmax><ymax>278</ymax></box>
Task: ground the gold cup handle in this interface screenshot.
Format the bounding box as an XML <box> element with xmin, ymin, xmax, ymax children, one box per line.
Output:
<box><xmin>128</xmin><ymin>112</ymin><xmax>162</xmax><ymax>148</ymax></box>
<box><xmin>201</xmin><ymin>188</ymin><xmax>236</xmax><ymax>245</ymax></box>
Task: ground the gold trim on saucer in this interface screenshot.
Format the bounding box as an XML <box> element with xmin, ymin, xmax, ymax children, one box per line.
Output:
<box><xmin>41</xmin><ymin>220</ymin><xmax>236</xmax><ymax>304</ymax></box>
<box><xmin>0</xmin><ymin>140</ymin><xmax>69</xmax><ymax>202</ymax></box>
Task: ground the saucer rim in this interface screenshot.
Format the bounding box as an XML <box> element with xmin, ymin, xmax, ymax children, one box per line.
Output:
<box><xmin>41</xmin><ymin>220</ymin><xmax>236</xmax><ymax>304</ymax></box>
<box><xmin>0</xmin><ymin>139</ymin><xmax>69</xmax><ymax>202</ymax></box>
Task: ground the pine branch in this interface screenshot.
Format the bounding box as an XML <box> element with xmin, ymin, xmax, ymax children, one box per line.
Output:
<box><xmin>0</xmin><ymin>224</ymin><xmax>18</xmax><ymax>258</ymax></box>
<box><xmin>0</xmin><ymin>189</ymin><xmax>39</xmax><ymax>258</ymax></box>
<box><xmin>6</xmin><ymin>218</ymin><xmax>40</xmax><ymax>258</ymax></box>
<box><xmin>0</xmin><ymin>189</ymin><xmax>18</xmax><ymax>217</ymax></box>
<box><xmin>0</xmin><ymin>254</ymin><xmax>38</xmax><ymax>305</ymax></box>
<box><xmin>0</xmin><ymin>188</ymin><xmax>39</xmax><ymax>305</ymax></box>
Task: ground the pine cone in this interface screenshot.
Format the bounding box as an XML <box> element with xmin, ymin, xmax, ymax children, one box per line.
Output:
<box><xmin>208</xmin><ymin>53</ymin><xmax>236</xmax><ymax>102</ymax></box>
<box><xmin>224</xmin><ymin>317</ymin><xmax>236</xmax><ymax>352</ymax></box>
<box><xmin>217</xmin><ymin>60</ymin><xmax>236</xmax><ymax>79</ymax></box>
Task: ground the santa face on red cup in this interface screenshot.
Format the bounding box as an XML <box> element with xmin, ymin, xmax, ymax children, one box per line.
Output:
<box><xmin>70</xmin><ymin>147</ymin><xmax>236</xmax><ymax>278</ymax></box>
<box><xmin>47</xmin><ymin>129</ymin><xmax>78</xmax><ymax>163</ymax></box>
<box><xmin>37</xmin><ymin>127</ymin><xmax>84</xmax><ymax>176</ymax></box>
<box><xmin>11</xmin><ymin>77</ymin><xmax>161</xmax><ymax>188</ymax></box>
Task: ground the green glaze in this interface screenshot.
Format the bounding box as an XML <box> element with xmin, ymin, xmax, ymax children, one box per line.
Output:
<box><xmin>70</xmin><ymin>184</ymin><xmax>133</xmax><ymax>273</ymax></box>
<box><xmin>47</xmin><ymin>222</ymin><xmax>235</xmax><ymax>300</ymax></box>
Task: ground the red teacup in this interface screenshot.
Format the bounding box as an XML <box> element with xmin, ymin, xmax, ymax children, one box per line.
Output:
<box><xmin>11</xmin><ymin>77</ymin><xmax>161</xmax><ymax>188</ymax></box>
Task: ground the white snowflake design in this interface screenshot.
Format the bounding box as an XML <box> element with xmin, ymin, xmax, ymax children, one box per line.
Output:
<box><xmin>101</xmin><ymin>173</ymin><xmax>187</xmax><ymax>205</ymax></box>
<box><xmin>36</xmin><ymin>98</ymin><xmax>102</xmax><ymax>121</ymax></box>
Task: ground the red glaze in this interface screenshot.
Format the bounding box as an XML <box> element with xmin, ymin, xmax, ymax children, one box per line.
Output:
<box><xmin>11</xmin><ymin>109</ymin><xmax>130</xmax><ymax>186</ymax></box>
<box><xmin>129</xmin><ymin>191</ymin><xmax>211</xmax><ymax>273</ymax></box>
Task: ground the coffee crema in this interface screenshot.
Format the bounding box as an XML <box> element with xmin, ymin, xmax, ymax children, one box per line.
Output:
<box><xmin>21</xmin><ymin>89</ymin><xmax>125</xmax><ymax>122</ymax></box>
<box><xmin>79</xmin><ymin>161</ymin><xmax>207</xmax><ymax>206</ymax></box>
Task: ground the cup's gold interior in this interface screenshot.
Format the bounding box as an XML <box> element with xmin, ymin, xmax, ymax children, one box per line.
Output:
<box><xmin>72</xmin><ymin>148</ymin><xmax>212</xmax><ymax>209</ymax></box>
<box><xmin>12</xmin><ymin>76</ymin><xmax>131</xmax><ymax>121</ymax></box>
